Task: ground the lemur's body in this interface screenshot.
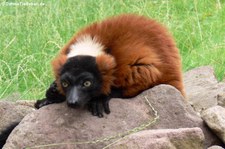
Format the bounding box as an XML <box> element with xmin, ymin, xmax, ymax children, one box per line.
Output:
<box><xmin>35</xmin><ymin>14</ymin><xmax>185</xmax><ymax>117</ymax></box>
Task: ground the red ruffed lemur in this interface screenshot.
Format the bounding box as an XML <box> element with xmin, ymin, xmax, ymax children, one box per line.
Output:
<box><xmin>35</xmin><ymin>14</ymin><xmax>185</xmax><ymax>117</ymax></box>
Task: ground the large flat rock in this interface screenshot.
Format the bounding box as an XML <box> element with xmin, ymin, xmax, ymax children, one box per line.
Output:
<box><xmin>3</xmin><ymin>85</ymin><xmax>223</xmax><ymax>149</ymax></box>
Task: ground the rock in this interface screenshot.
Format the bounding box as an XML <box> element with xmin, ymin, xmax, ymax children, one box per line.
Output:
<box><xmin>16</xmin><ymin>100</ymin><xmax>36</xmax><ymax>108</ymax></box>
<box><xmin>142</xmin><ymin>85</ymin><xmax>223</xmax><ymax>147</ymax></box>
<box><xmin>184</xmin><ymin>66</ymin><xmax>225</xmax><ymax>113</ymax></box>
<box><xmin>109</xmin><ymin>128</ymin><xmax>204</xmax><ymax>149</ymax></box>
<box><xmin>0</xmin><ymin>101</ymin><xmax>34</xmax><ymax>133</ymax></box>
<box><xmin>3</xmin><ymin>85</ymin><xmax>223</xmax><ymax>149</ymax></box>
<box><xmin>207</xmin><ymin>145</ymin><xmax>224</xmax><ymax>149</ymax></box>
<box><xmin>202</xmin><ymin>106</ymin><xmax>225</xmax><ymax>144</ymax></box>
<box><xmin>217</xmin><ymin>93</ymin><xmax>225</xmax><ymax>107</ymax></box>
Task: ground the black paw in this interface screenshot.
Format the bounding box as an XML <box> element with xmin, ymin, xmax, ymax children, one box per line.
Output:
<box><xmin>88</xmin><ymin>98</ymin><xmax>110</xmax><ymax>118</ymax></box>
<box><xmin>35</xmin><ymin>81</ymin><xmax>66</xmax><ymax>109</ymax></box>
<box><xmin>34</xmin><ymin>98</ymin><xmax>53</xmax><ymax>109</ymax></box>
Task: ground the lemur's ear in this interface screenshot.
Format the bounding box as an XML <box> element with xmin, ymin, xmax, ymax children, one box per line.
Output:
<box><xmin>96</xmin><ymin>54</ymin><xmax>116</xmax><ymax>95</ymax></box>
<box><xmin>51</xmin><ymin>54</ymin><xmax>67</xmax><ymax>95</ymax></box>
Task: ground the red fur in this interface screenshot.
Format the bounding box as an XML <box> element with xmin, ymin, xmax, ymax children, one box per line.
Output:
<box><xmin>52</xmin><ymin>14</ymin><xmax>185</xmax><ymax>97</ymax></box>
<box><xmin>96</xmin><ymin>54</ymin><xmax>116</xmax><ymax>95</ymax></box>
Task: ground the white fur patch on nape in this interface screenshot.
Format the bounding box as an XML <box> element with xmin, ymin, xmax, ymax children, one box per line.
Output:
<box><xmin>67</xmin><ymin>34</ymin><xmax>104</xmax><ymax>58</ymax></box>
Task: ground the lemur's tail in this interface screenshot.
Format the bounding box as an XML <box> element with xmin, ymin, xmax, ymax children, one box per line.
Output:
<box><xmin>0</xmin><ymin>122</ymin><xmax>19</xmax><ymax>149</ymax></box>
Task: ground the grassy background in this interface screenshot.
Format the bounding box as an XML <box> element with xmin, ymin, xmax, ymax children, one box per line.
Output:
<box><xmin>0</xmin><ymin>0</ymin><xmax>224</xmax><ymax>100</ymax></box>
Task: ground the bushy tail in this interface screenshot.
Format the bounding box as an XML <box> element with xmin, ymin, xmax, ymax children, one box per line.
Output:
<box><xmin>0</xmin><ymin>122</ymin><xmax>19</xmax><ymax>149</ymax></box>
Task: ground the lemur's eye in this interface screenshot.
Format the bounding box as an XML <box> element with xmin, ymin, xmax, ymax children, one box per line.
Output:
<box><xmin>83</xmin><ymin>81</ymin><xmax>92</xmax><ymax>87</ymax></box>
<box><xmin>62</xmin><ymin>81</ymin><xmax>69</xmax><ymax>88</ymax></box>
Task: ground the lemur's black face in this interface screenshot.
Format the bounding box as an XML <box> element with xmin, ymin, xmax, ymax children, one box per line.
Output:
<box><xmin>60</xmin><ymin>56</ymin><xmax>102</xmax><ymax>108</ymax></box>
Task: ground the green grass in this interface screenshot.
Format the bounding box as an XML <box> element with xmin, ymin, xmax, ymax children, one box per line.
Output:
<box><xmin>0</xmin><ymin>0</ymin><xmax>224</xmax><ymax>100</ymax></box>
